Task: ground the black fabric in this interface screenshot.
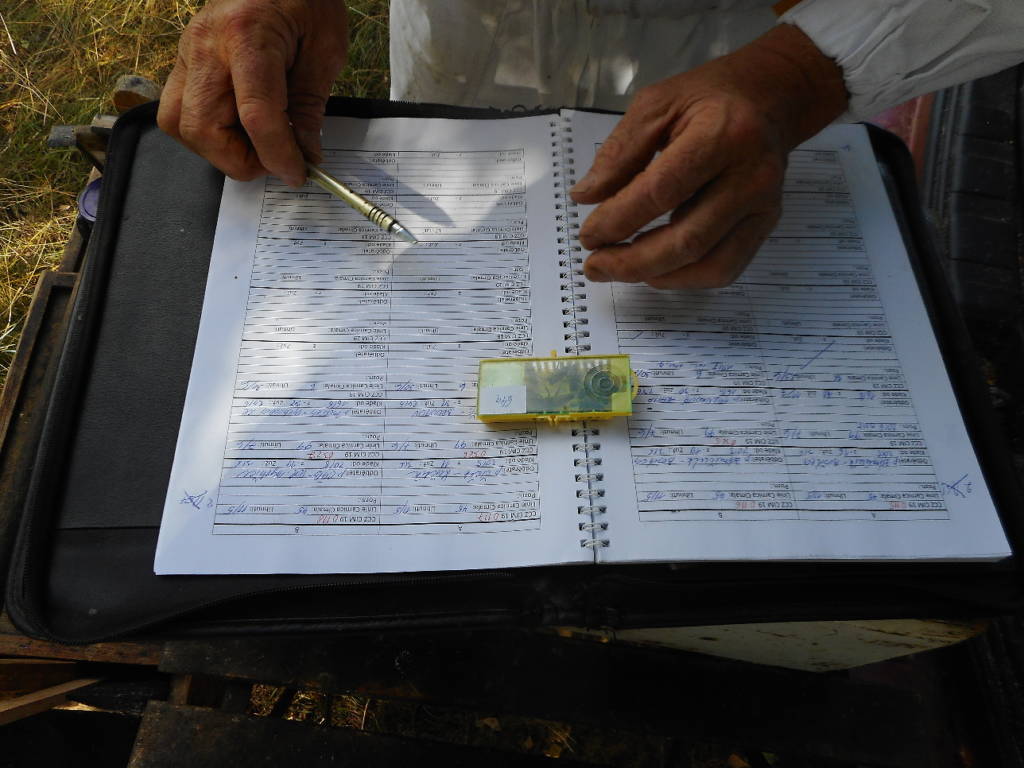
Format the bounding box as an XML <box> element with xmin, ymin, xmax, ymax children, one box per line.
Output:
<box><xmin>59</xmin><ymin>124</ymin><xmax>221</xmax><ymax>529</ymax></box>
<box><xmin>5</xmin><ymin>99</ymin><xmax>1022</xmax><ymax>642</ymax></box>
<box><xmin>869</xmin><ymin>128</ymin><xmax>1024</xmax><ymax>561</ymax></box>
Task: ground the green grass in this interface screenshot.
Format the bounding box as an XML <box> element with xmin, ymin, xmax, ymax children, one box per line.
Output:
<box><xmin>0</xmin><ymin>0</ymin><xmax>389</xmax><ymax>379</ymax></box>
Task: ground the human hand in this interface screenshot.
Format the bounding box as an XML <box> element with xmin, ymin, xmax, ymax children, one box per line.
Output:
<box><xmin>570</xmin><ymin>23</ymin><xmax>848</xmax><ymax>289</ymax></box>
<box><xmin>157</xmin><ymin>0</ymin><xmax>348</xmax><ymax>187</ymax></box>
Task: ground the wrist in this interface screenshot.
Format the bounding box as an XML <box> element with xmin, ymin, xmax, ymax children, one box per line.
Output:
<box><xmin>729</xmin><ymin>23</ymin><xmax>849</xmax><ymax>149</ymax></box>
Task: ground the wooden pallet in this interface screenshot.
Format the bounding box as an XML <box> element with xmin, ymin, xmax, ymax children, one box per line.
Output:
<box><xmin>132</xmin><ymin>629</ymin><xmax>969</xmax><ymax>767</ymax></box>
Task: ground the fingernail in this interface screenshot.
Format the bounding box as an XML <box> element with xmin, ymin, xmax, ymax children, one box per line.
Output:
<box><xmin>570</xmin><ymin>176</ymin><xmax>593</xmax><ymax>197</ymax></box>
<box><xmin>585</xmin><ymin>264</ymin><xmax>610</xmax><ymax>282</ymax></box>
<box><xmin>286</xmin><ymin>174</ymin><xmax>305</xmax><ymax>188</ymax></box>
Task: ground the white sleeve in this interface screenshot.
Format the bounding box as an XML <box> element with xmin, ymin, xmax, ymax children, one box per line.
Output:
<box><xmin>780</xmin><ymin>0</ymin><xmax>1024</xmax><ymax>119</ymax></box>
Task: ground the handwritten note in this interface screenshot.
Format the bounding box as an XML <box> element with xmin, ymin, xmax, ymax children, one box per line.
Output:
<box><xmin>156</xmin><ymin>114</ymin><xmax>585</xmax><ymax>574</ymax></box>
<box><xmin>155</xmin><ymin>111</ymin><xmax>1010</xmax><ymax>573</ymax></box>
<box><xmin>571</xmin><ymin>113</ymin><xmax>1009</xmax><ymax>562</ymax></box>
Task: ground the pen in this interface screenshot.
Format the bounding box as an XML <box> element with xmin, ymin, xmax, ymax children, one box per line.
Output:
<box><xmin>305</xmin><ymin>162</ymin><xmax>419</xmax><ymax>245</ymax></box>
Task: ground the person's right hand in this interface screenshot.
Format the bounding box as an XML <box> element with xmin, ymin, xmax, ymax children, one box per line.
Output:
<box><xmin>570</xmin><ymin>23</ymin><xmax>848</xmax><ymax>290</ymax></box>
<box><xmin>158</xmin><ymin>0</ymin><xmax>348</xmax><ymax>187</ymax></box>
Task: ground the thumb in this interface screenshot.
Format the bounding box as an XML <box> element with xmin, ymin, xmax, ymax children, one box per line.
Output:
<box><xmin>288</xmin><ymin>90</ymin><xmax>327</xmax><ymax>164</ymax></box>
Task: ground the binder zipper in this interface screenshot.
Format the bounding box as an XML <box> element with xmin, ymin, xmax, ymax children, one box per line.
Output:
<box><xmin>14</xmin><ymin>564</ymin><xmax>521</xmax><ymax>645</ymax></box>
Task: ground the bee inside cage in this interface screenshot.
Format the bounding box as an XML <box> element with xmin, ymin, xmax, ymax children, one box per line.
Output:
<box><xmin>476</xmin><ymin>354</ymin><xmax>637</xmax><ymax>424</ymax></box>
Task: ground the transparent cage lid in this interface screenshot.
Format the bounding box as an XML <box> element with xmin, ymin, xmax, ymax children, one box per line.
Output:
<box><xmin>477</xmin><ymin>354</ymin><xmax>636</xmax><ymax>424</ymax></box>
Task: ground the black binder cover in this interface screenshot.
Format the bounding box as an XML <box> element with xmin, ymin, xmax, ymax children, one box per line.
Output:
<box><xmin>6</xmin><ymin>99</ymin><xmax>1022</xmax><ymax>642</ymax></box>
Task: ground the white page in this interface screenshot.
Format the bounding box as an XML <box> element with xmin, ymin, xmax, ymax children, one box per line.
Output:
<box><xmin>155</xmin><ymin>114</ymin><xmax>588</xmax><ymax>574</ymax></box>
<box><xmin>566</xmin><ymin>110</ymin><xmax>1010</xmax><ymax>562</ymax></box>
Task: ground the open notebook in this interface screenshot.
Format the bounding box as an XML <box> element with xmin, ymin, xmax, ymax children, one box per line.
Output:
<box><xmin>154</xmin><ymin>110</ymin><xmax>1010</xmax><ymax>574</ymax></box>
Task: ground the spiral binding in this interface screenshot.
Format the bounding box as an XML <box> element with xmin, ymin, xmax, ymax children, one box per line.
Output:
<box><xmin>551</xmin><ymin>114</ymin><xmax>609</xmax><ymax>553</ymax></box>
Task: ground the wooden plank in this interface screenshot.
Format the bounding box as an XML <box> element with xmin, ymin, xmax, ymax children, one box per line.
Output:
<box><xmin>57</xmin><ymin>224</ymin><xmax>87</xmax><ymax>274</ymax></box>
<box><xmin>129</xmin><ymin>701</ymin><xmax>596</xmax><ymax>768</ymax></box>
<box><xmin>0</xmin><ymin>677</ymin><xmax>101</xmax><ymax>725</ymax></box>
<box><xmin>165</xmin><ymin>673</ymin><xmax>227</xmax><ymax>708</ymax></box>
<box><xmin>167</xmin><ymin>674</ymin><xmax>191</xmax><ymax>706</ymax></box>
<box><xmin>65</xmin><ymin>676</ymin><xmax>170</xmax><ymax>717</ymax></box>
<box><xmin>0</xmin><ymin>659</ymin><xmax>77</xmax><ymax>697</ymax></box>
<box><xmin>0</xmin><ymin>271</ymin><xmax>78</xmax><ymax>596</ymax></box>
<box><xmin>160</xmin><ymin>631</ymin><xmax>950</xmax><ymax>767</ymax></box>
<box><xmin>0</xmin><ymin>272</ymin><xmax>71</xmax><ymax>443</ymax></box>
<box><xmin>0</xmin><ymin>635</ymin><xmax>162</xmax><ymax>666</ymax></box>
<box><xmin>0</xmin><ymin>614</ymin><xmax>162</xmax><ymax>665</ymax></box>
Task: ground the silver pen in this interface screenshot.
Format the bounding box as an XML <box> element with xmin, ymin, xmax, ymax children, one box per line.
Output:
<box><xmin>305</xmin><ymin>162</ymin><xmax>419</xmax><ymax>245</ymax></box>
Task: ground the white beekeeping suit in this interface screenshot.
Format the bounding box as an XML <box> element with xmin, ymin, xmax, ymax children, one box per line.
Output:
<box><xmin>390</xmin><ymin>0</ymin><xmax>1024</xmax><ymax>118</ymax></box>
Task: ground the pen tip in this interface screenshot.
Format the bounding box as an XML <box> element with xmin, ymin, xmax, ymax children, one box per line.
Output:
<box><xmin>393</xmin><ymin>226</ymin><xmax>419</xmax><ymax>245</ymax></box>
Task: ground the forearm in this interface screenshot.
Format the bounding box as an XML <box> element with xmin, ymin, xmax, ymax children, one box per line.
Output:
<box><xmin>781</xmin><ymin>0</ymin><xmax>1024</xmax><ymax>119</ymax></box>
<box><xmin>722</xmin><ymin>23</ymin><xmax>848</xmax><ymax>150</ymax></box>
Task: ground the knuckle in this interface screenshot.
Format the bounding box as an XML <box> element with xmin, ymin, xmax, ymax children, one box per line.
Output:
<box><xmin>236</xmin><ymin>100</ymin><xmax>273</xmax><ymax>135</ymax></box>
<box><xmin>231</xmin><ymin>164</ymin><xmax>263</xmax><ymax>182</ymax></box>
<box><xmin>178</xmin><ymin>20</ymin><xmax>220</xmax><ymax>68</ymax></box>
<box><xmin>643</xmin><ymin>162</ymin><xmax>693</xmax><ymax>211</ymax></box>
<box><xmin>214</xmin><ymin>149</ymin><xmax>262</xmax><ymax>182</ymax></box>
<box><xmin>729</xmin><ymin>119</ymin><xmax>761</xmax><ymax>149</ymax></box>
<box><xmin>637</xmin><ymin>173</ymin><xmax>670</xmax><ymax>214</ymax></box>
<box><xmin>704</xmin><ymin>274</ymin><xmax>737</xmax><ymax>290</ymax></box>
<box><xmin>181</xmin><ymin>14</ymin><xmax>213</xmax><ymax>47</ymax></box>
<box><xmin>646</xmin><ymin>275</ymin><xmax>681</xmax><ymax>290</ymax></box>
<box><xmin>766</xmin><ymin>151</ymin><xmax>787</xmax><ymax>178</ymax></box>
<box><xmin>670</xmin><ymin>263</ymin><xmax>736</xmax><ymax>291</ymax></box>
<box><xmin>610</xmin><ymin>259</ymin><xmax>644</xmax><ymax>283</ymax></box>
<box><xmin>706</xmin><ymin>267</ymin><xmax>740</xmax><ymax>289</ymax></box>
<box><xmin>579</xmin><ymin>209</ymin><xmax>613</xmax><ymax>247</ymax></box>
<box><xmin>595</xmin><ymin>248</ymin><xmax>644</xmax><ymax>283</ymax></box>
<box><xmin>715</xmin><ymin>248</ymin><xmax>758</xmax><ymax>288</ymax></box>
<box><xmin>725</xmin><ymin>105</ymin><xmax>770</xmax><ymax>147</ymax></box>
<box><xmin>752</xmin><ymin>157</ymin><xmax>786</xmax><ymax>192</ymax></box>
<box><xmin>670</xmin><ymin>227</ymin><xmax>710</xmax><ymax>261</ymax></box>
<box><xmin>288</xmin><ymin>90</ymin><xmax>327</xmax><ymax>117</ymax></box>
<box><xmin>749</xmin><ymin>207</ymin><xmax>782</xmax><ymax>240</ymax></box>
<box><xmin>156</xmin><ymin>105</ymin><xmax>179</xmax><ymax>137</ymax></box>
<box><xmin>633</xmin><ymin>84</ymin><xmax>656</xmax><ymax>103</ymax></box>
<box><xmin>221</xmin><ymin>5</ymin><xmax>296</xmax><ymax>54</ymax></box>
<box><xmin>177</xmin><ymin>113</ymin><xmax>209</xmax><ymax>145</ymax></box>
<box><xmin>221</xmin><ymin>7</ymin><xmax>267</xmax><ymax>41</ymax></box>
<box><xmin>632</xmin><ymin>84</ymin><xmax>664</xmax><ymax>115</ymax></box>
<box><xmin>594</xmin><ymin>134</ymin><xmax>624</xmax><ymax>165</ymax></box>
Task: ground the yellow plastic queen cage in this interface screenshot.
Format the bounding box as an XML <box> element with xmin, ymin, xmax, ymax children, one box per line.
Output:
<box><xmin>476</xmin><ymin>354</ymin><xmax>637</xmax><ymax>424</ymax></box>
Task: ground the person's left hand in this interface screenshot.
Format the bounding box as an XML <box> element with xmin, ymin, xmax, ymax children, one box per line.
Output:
<box><xmin>570</xmin><ymin>23</ymin><xmax>848</xmax><ymax>289</ymax></box>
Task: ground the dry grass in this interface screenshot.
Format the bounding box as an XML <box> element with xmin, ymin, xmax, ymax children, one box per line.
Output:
<box><xmin>0</xmin><ymin>0</ymin><xmax>388</xmax><ymax>378</ymax></box>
